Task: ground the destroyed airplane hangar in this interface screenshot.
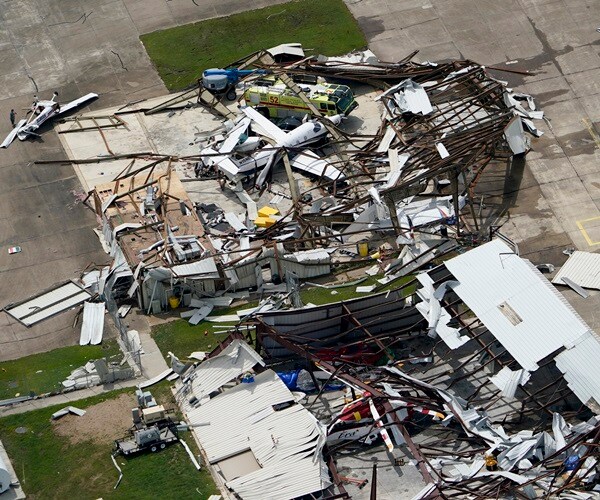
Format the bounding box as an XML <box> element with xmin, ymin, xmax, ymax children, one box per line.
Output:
<box><xmin>174</xmin><ymin>238</ymin><xmax>600</xmax><ymax>499</ymax></box>
<box><xmin>15</xmin><ymin>42</ymin><xmax>598</xmax><ymax>499</ymax></box>
<box><xmin>68</xmin><ymin>45</ymin><xmax>544</xmax><ymax>320</ymax></box>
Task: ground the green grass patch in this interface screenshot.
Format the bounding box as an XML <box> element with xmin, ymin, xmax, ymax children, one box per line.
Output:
<box><xmin>300</xmin><ymin>274</ymin><xmax>417</xmax><ymax>305</ymax></box>
<box><xmin>0</xmin><ymin>340</ymin><xmax>121</xmax><ymax>400</ymax></box>
<box><xmin>0</xmin><ymin>383</ymin><xmax>218</xmax><ymax>499</ymax></box>
<box><xmin>141</xmin><ymin>0</ymin><xmax>367</xmax><ymax>90</ymax></box>
<box><xmin>152</xmin><ymin>302</ymin><xmax>257</xmax><ymax>361</ymax></box>
<box><xmin>300</xmin><ymin>276</ymin><xmax>380</xmax><ymax>305</ymax></box>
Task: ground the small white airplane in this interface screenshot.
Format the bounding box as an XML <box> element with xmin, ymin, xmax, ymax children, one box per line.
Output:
<box><xmin>200</xmin><ymin>106</ymin><xmax>345</xmax><ymax>187</ymax></box>
<box><xmin>1</xmin><ymin>91</ymin><xmax>98</xmax><ymax>148</ymax></box>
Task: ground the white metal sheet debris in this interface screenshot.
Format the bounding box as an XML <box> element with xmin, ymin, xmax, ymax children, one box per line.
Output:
<box><xmin>171</xmin><ymin>258</ymin><xmax>219</xmax><ymax>278</ymax></box>
<box><xmin>225</xmin><ymin>212</ymin><xmax>247</xmax><ymax>232</ymax></box>
<box><xmin>553</xmin><ymin>251</ymin><xmax>600</xmax><ymax>290</ymax></box>
<box><xmin>562</xmin><ymin>277</ymin><xmax>589</xmax><ymax>298</ymax></box>
<box><xmin>206</xmin><ymin>314</ymin><xmax>239</xmax><ymax>323</ymax></box>
<box><xmin>138</xmin><ymin>369</ymin><xmax>174</xmax><ymax>389</ymax></box>
<box><xmin>79</xmin><ymin>302</ymin><xmax>105</xmax><ymax>345</ymax></box>
<box><xmin>435</xmin><ymin>142</ymin><xmax>449</xmax><ymax>159</ymax></box>
<box><xmin>189</xmin><ymin>351</ymin><xmax>206</xmax><ymax>362</ymax></box>
<box><xmin>415</xmin><ymin>273</ymin><xmax>469</xmax><ymax>350</ymax></box>
<box><xmin>189</xmin><ymin>304</ymin><xmax>214</xmax><ymax>325</ymax></box>
<box><xmin>504</xmin><ymin>116</ymin><xmax>529</xmax><ymax>154</ymax></box>
<box><xmin>118</xmin><ymin>304</ymin><xmax>131</xmax><ymax>317</ymax></box>
<box><xmin>0</xmin><ymin>438</ymin><xmax>19</xmax><ymax>496</ymax></box>
<box><xmin>289</xmin><ymin>248</ymin><xmax>331</xmax><ymax>263</ymax></box>
<box><xmin>377</xmin><ymin>127</ymin><xmax>396</xmax><ymax>153</ymax></box>
<box><xmin>5</xmin><ymin>280</ymin><xmax>91</xmax><ymax>326</ymax></box>
<box><xmin>489</xmin><ymin>366</ymin><xmax>531</xmax><ymax>399</ymax></box>
<box><xmin>555</xmin><ymin>331</ymin><xmax>600</xmax><ymax>412</ymax></box>
<box><xmin>183</xmin><ymin>339</ymin><xmax>264</xmax><ymax>404</ymax></box>
<box><xmin>51</xmin><ymin>406</ymin><xmax>86</xmax><ymax>420</ymax></box>
<box><xmin>126</xmin><ymin>330</ymin><xmax>142</xmax><ymax>353</ymax></box>
<box><xmin>180</xmin><ymin>439</ymin><xmax>201</xmax><ymax>470</ymax></box>
<box><xmin>267</xmin><ymin>42</ymin><xmax>305</xmax><ymax>59</ymax></box>
<box><xmin>81</xmin><ymin>270</ymin><xmax>101</xmax><ymax>291</ymax></box>
<box><xmin>197</xmin><ymin>297</ymin><xmax>234</xmax><ymax>307</ymax></box>
<box><xmin>377</xmin><ymin>79</ymin><xmax>433</xmax><ymax>115</ymax></box>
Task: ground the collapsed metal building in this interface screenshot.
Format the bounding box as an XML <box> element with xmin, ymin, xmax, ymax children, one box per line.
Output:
<box><xmin>67</xmin><ymin>47</ymin><xmax>599</xmax><ymax>499</ymax></box>
<box><xmin>247</xmin><ymin>238</ymin><xmax>600</xmax><ymax>499</ymax></box>
<box><xmin>84</xmin><ymin>48</ymin><xmax>543</xmax><ymax>318</ymax></box>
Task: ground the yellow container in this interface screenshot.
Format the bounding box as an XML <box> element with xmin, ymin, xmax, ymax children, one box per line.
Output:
<box><xmin>258</xmin><ymin>206</ymin><xmax>279</xmax><ymax>217</ymax></box>
<box><xmin>168</xmin><ymin>296</ymin><xmax>180</xmax><ymax>309</ymax></box>
<box><xmin>255</xmin><ymin>216</ymin><xmax>276</xmax><ymax>227</ymax></box>
<box><xmin>357</xmin><ymin>240</ymin><xmax>369</xmax><ymax>257</ymax></box>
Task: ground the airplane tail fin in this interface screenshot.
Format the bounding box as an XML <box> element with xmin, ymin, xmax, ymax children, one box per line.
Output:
<box><xmin>255</xmin><ymin>151</ymin><xmax>278</xmax><ymax>188</ymax></box>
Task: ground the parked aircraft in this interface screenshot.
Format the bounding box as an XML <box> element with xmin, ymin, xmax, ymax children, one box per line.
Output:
<box><xmin>1</xmin><ymin>91</ymin><xmax>98</xmax><ymax>148</ymax></box>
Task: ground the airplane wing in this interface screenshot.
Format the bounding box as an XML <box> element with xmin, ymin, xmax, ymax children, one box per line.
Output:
<box><xmin>201</xmin><ymin>147</ymin><xmax>240</xmax><ymax>180</ymax></box>
<box><xmin>0</xmin><ymin>119</ymin><xmax>26</xmax><ymax>148</ymax></box>
<box><xmin>56</xmin><ymin>92</ymin><xmax>98</xmax><ymax>116</ymax></box>
<box><xmin>240</xmin><ymin>106</ymin><xmax>287</xmax><ymax>143</ymax></box>
<box><xmin>219</xmin><ymin>117</ymin><xmax>251</xmax><ymax>154</ymax></box>
<box><xmin>291</xmin><ymin>150</ymin><xmax>345</xmax><ymax>181</ymax></box>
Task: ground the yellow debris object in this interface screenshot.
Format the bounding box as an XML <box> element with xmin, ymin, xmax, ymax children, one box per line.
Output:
<box><xmin>370</xmin><ymin>251</ymin><xmax>381</xmax><ymax>259</ymax></box>
<box><xmin>258</xmin><ymin>206</ymin><xmax>279</xmax><ymax>217</ymax></box>
<box><xmin>255</xmin><ymin>217</ymin><xmax>276</xmax><ymax>227</ymax></box>
<box><xmin>357</xmin><ymin>240</ymin><xmax>369</xmax><ymax>257</ymax></box>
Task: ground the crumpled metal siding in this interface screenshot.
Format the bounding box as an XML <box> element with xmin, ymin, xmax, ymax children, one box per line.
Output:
<box><xmin>187</xmin><ymin>369</ymin><xmax>331</xmax><ymax>499</ymax></box>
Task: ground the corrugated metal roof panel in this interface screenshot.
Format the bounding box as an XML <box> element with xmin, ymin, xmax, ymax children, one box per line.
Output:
<box><xmin>5</xmin><ymin>281</ymin><xmax>91</xmax><ymax>326</ymax></box>
<box><xmin>288</xmin><ymin>248</ymin><xmax>331</xmax><ymax>263</ymax></box>
<box><xmin>79</xmin><ymin>302</ymin><xmax>105</xmax><ymax>345</ymax></box>
<box><xmin>188</xmin><ymin>339</ymin><xmax>264</xmax><ymax>403</ymax></box>
<box><xmin>553</xmin><ymin>251</ymin><xmax>600</xmax><ymax>290</ymax></box>
<box><xmin>555</xmin><ymin>331</ymin><xmax>600</xmax><ymax>410</ymax></box>
<box><xmin>187</xmin><ymin>369</ymin><xmax>330</xmax><ymax>499</ymax></box>
<box><xmin>171</xmin><ymin>258</ymin><xmax>218</xmax><ymax>277</ymax></box>
<box><xmin>444</xmin><ymin>239</ymin><xmax>591</xmax><ymax>371</ymax></box>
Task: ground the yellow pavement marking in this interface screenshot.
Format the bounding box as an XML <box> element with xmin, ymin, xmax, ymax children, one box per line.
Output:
<box><xmin>582</xmin><ymin>118</ymin><xmax>600</xmax><ymax>150</ymax></box>
<box><xmin>576</xmin><ymin>215</ymin><xmax>600</xmax><ymax>246</ymax></box>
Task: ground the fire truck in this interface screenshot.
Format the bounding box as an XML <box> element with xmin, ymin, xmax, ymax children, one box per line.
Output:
<box><xmin>243</xmin><ymin>78</ymin><xmax>357</xmax><ymax>119</ymax></box>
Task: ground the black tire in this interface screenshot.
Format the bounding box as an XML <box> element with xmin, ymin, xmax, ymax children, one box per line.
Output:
<box><xmin>160</xmin><ymin>443</ymin><xmax>166</xmax><ymax>449</ymax></box>
<box><xmin>226</xmin><ymin>88</ymin><xmax>237</xmax><ymax>101</ymax></box>
<box><xmin>256</xmin><ymin>106</ymin><xmax>270</xmax><ymax>118</ymax></box>
<box><xmin>151</xmin><ymin>446</ymin><xmax>158</xmax><ymax>452</ymax></box>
